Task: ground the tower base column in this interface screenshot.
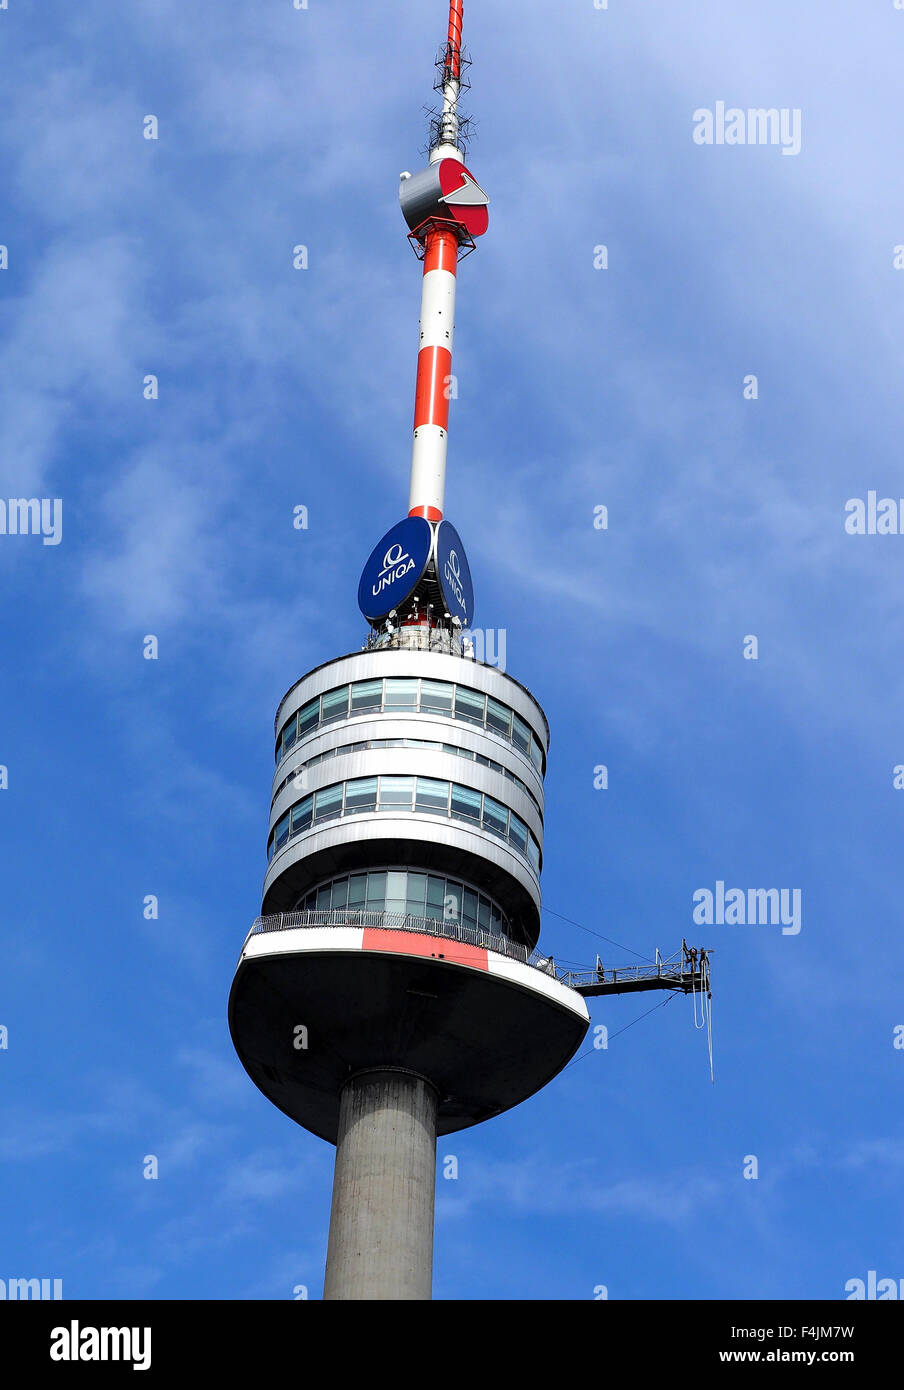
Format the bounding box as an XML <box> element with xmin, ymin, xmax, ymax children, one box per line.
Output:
<box><xmin>323</xmin><ymin>1068</ymin><xmax>438</xmax><ymax>1301</ymax></box>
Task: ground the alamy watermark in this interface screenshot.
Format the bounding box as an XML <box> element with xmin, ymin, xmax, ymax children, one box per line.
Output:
<box><xmin>693</xmin><ymin>881</ymin><xmax>801</xmax><ymax>935</ymax></box>
<box><xmin>693</xmin><ymin>103</ymin><xmax>801</xmax><ymax>157</ymax></box>
<box><xmin>844</xmin><ymin>492</ymin><xmax>904</xmax><ymax>535</ymax></box>
<box><xmin>845</xmin><ymin>1270</ymin><xmax>903</xmax><ymax>1300</ymax></box>
<box><xmin>0</xmin><ymin>1276</ymin><xmax>62</xmax><ymax>1299</ymax></box>
<box><xmin>0</xmin><ymin>498</ymin><xmax>62</xmax><ymax>545</ymax></box>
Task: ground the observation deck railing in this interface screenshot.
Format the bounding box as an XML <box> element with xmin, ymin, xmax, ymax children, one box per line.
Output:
<box><xmin>246</xmin><ymin>907</ymin><xmax>558</xmax><ymax>974</ymax></box>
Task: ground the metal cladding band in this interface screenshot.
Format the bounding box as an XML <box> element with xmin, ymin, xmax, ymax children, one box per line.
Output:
<box><xmin>408</xmin><ymin>225</ymin><xmax>459</xmax><ymax>522</ymax></box>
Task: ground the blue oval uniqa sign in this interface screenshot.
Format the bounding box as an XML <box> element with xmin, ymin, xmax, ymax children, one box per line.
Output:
<box><xmin>357</xmin><ymin>516</ymin><xmax>432</xmax><ymax>622</ymax></box>
<box><xmin>435</xmin><ymin>520</ymin><xmax>474</xmax><ymax>628</ymax></box>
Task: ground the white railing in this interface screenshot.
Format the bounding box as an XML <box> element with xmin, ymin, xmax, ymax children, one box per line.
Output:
<box><xmin>248</xmin><ymin>907</ymin><xmax>557</xmax><ymax>972</ymax></box>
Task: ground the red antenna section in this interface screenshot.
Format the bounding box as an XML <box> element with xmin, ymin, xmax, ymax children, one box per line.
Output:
<box><xmin>400</xmin><ymin>1</ymin><xmax>489</xmax><ymax>523</ymax></box>
<box><xmin>446</xmin><ymin>0</ymin><xmax>464</xmax><ymax>82</ymax></box>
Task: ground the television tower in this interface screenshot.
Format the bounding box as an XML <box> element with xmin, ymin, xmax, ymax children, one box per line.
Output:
<box><xmin>229</xmin><ymin>1</ymin><xmax>708</xmax><ymax>1301</ymax></box>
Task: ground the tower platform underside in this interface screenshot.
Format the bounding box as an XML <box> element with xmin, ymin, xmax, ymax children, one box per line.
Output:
<box><xmin>228</xmin><ymin>925</ymin><xmax>589</xmax><ymax>1143</ymax></box>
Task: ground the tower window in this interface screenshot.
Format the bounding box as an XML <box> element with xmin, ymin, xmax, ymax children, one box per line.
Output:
<box><xmin>508</xmin><ymin>813</ymin><xmax>528</xmax><ymax>854</ymax></box>
<box><xmin>482</xmin><ymin>795</ymin><xmax>508</xmax><ymax>839</ymax></box>
<box><xmin>450</xmin><ymin>784</ymin><xmax>481</xmax><ymax>822</ymax></box>
<box><xmin>384</xmin><ymin>678</ymin><xmax>418</xmax><ymax>711</ymax></box>
<box><xmin>486</xmin><ymin>698</ymin><xmax>512</xmax><ymax>737</ymax></box>
<box><xmin>512</xmin><ymin>714</ymin><xmax>531</xmax><ymax>756</ymax></box>
<box><xmin>297</xmin><ymin>699</ymin><xmax>319</xmax><ymax>738</ymax></box>
<box><xmin>313</xmin><ymin>784</ymin><xmax>342</xmax><ymax>822</ymax></box>
<box><xmin>345</xmin><ymin>777</ymin><xmax>377</xmax><ymax>814</ymax></box>
<box><xmin>420</xmin><ymin>680</ymin><xmax>453</xmax><ymax>713</ymax></box>
<box><xmin>350</xmin><ymin>679</ymin><xmax>382</xmax><ymax>713</ymax></box>
<box><xmin>321</xmin><ymin>686</ymin><xmax>349</xmax><ymax>724</ymax></box>
<box><xmin>454</xmin><ymin>687</ymin><xmax>485</xmax><ymax>726</ymax></box>
<box><xmin>378</xmin><ymin>776</ymin><xmax>415</xmax><ymax>810</ymax></box>
<box><xmin>274</xmin><ymin>813</ymin><xmax>290</xmax><ymax>850</ymax></box>
<box><xmin>415</xmin><ymin>777</ymin><xmax>450</xmax><ymax>814</ymax></box>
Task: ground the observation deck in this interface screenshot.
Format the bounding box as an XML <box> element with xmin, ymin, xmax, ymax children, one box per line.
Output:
<box><xmin>228</xmin><ymin>910</ymin><xmax>589</xmax><ymax>1143</ymax></box>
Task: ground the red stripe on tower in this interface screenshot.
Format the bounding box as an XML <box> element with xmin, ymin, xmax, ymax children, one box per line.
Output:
<box><xmin>413</xmin><ymin>347</ymin><xmax>452</xmax><ymax>430</ymax></box>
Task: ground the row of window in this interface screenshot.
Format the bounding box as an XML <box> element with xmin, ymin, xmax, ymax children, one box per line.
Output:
<box><xmin>268</xmin><ymin>774</ymin><xmax>542</xmax><ymax>874</ymax></box>
<box><xmin>276</xmin><ymin>677</ymin><xmax>545</xmax><ymax>776</ymax></box>
<box><xmin>295</xmin><ymin>870</ymin><xmax>510</xmax><ymax>937</ymax></box>
<box><xmin>272</xmin><ymin>735</ymin><xmax>542</xmax><ymax>816</ymax></box>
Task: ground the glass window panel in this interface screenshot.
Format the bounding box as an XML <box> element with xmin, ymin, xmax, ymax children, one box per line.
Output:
<box><xmin>313</xmin><ymin>784</ymin><xmax>343</xmax><ymax>821</ymax></box>
<box><xmin>508</xmin><ymin>813</ymin><xmax>528</xmax><ymax>853</ymax></box>
<box><xmin>385</xmin><ymin>870</ymin><xmax>407</xmax><ymax>913</ymax></box>
<box><xmin>486</xmin><ymin>697</ymin><xmax>511</xmax><ymax>737</ymax></box>
<box><xmin>291</xmin><ymin>797</ymin><xmax>313</xmax><ymax>835</ymax></box>
<box><xmin>282</xmin><ymin>715</ymin><xmax>298</xmax><ymax>752</ymax></box>
<box><xmin>321</xmin><ymin>686</ymin><xmax>349</xmax><ymax>723</ymax></box>
<box><xmin>365</xmin><ymin>872</ymin><xmax>386</xmax><ymax>907</ymax></box>
<box><xmin>454</xmin><ymin>687</ymin><xmax>485</xmax><ymax>725</ymax></box>
<box><xmin>384</xmin><ymin>678</ymin><xmax>418</xmax><ymax>711</ymax></box>
<box><xmin>512</xmin><ymin>714</ymin><xmax>531</xmax><ymax>754</ymax></box>
<box><xmin>529</xmin><ymin>736</ymin><xmax>544</xmax><ymax>774</ymax></box>
<box><xmin>447</xmin><ymin>743</ymin><xmax>473</xmax><ymax>760</ymax></box>
<box><xmin>316</xmin><ymin>884</ymin><xmax>332</xmax><ymax>911</ymax></box>
<box><xmin>351</xmin><ymin>679</ymin><xmax>383</xmax><ymax>713</ymax></box>
<box><xmin>345</xmin><ymin>777</ymin><xmax>377</xmax><ymax>813</ymax></box>
<box><xmin>347</xmin><ymin>874</ymin><xmax>367</xmax><ymax>906</ymax></box>
<box><xmin>426</xmin><ymin>876</ymin><xmax>446</xmax><ymax>910</ymax></box>
<box><xmin>420</xmin><ymin>680</ymin><xmax>453</xmax><ymax>713</ymax></box>
<box><xmin>274</xmin><ymin>813</ymin><xmax>290</xmax><ymax>849</ymax></box>
<box><xmin>415</xmin><ymin>778</ymin><xmax>449</xmax><ymax>814</ymax></box>
<box><xmin>462</xmin><ymin>889</ymin><xmax>478</xmax><ymax>925</ymax></box>
<box><xmin>379</xmin><ymin>776</ymin><xmax>414</xmax><ymax>809</ymax></box>
<box><xmin>298</xmin><ymin>699</ymin><xmax>319</xmax><ymax>736</ymax></box>
<box><xmin>451</xmin><ymin>784</ymin><xmax>481</xmax><ymax>821</ymax></box>
<box><xmin>268</xmin><ymin>839</ymin><xmax>275</xmax><ymax>862</ymax></box>
<box><xmin>331</xmin><ymin>879</ymin><xmax>349</xmax><ymax>909</ymax></box>
<box><xmin>406</xmin><ymin>873</ymin><xmax>427</xmax><ymax>915</ymax></box>
<box><xmin>477</xmin><ymin>897</ymin><xmax>491</xmax><ymax>928</ymax></box>
<box><xmin>482</xmin><ymin>795</ymin><xmax>508</xmax><ymax>838</ymax></box>
<box><xmin>527</xmin><ymin>834</ymin><xmax>541</xmax><ymax>871</ymax></box>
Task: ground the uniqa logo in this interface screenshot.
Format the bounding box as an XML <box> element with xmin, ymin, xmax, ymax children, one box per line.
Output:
<box><xmin>373</xmin><ymin>542</ymin><xmax>415</xmax><ymax>597</ymax></box>
<box><xmin>443</xmin><ymin>548</ymin><xmax>466</xmax><ymax>613</ymax></box>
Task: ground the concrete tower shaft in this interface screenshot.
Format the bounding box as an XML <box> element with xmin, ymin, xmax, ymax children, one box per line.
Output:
<box><xmin>322</xmin><ymin>1071</ymin><xmax>438</xmax><ymax>1300</ymax></box>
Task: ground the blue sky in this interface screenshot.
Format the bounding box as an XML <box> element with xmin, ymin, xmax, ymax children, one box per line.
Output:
<box><xmin>2</xmin><ymin>0</ymin><xmax>903</xmax><ymax>1300</ymax></box>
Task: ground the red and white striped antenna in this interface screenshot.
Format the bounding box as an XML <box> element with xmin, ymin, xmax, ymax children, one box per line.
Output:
<box><xmin>399</xmin><ymin>0</ymin><xmax>489</xmax><ymax>524</ymax></box>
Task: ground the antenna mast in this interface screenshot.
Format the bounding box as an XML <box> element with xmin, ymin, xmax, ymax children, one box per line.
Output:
<box><xmin>399</xmin><ymin>0</ymin><xmax>489</xmax><ymax>524</ymax></box>
<box><xmin>435</xmin><ymin>0</ymin><xmax>465</xmax><ymax>156</ymax></box>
